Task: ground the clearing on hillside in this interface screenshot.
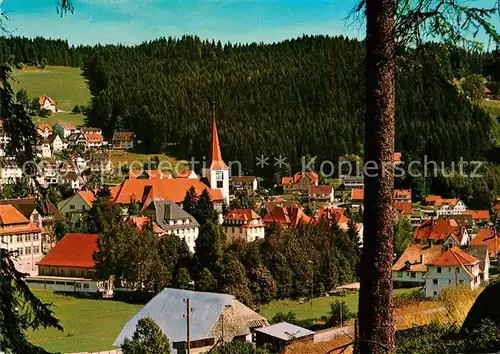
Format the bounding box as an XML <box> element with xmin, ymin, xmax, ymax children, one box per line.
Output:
<box><xmin>10</xmin><ymin>66</ymin><xmax>90</xmax><ymax>127</ymax></box>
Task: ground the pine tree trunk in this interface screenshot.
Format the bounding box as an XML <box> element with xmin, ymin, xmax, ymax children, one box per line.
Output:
<box><xmin>358</xmin><ymin>0</ymin><xmax>397</xmax><ymax>351</ymax></box>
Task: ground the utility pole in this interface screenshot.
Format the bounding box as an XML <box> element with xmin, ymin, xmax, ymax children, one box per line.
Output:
<box><xmin>184</xmin><ymin>298</ymin><xmax>191</xmax><ymax>354</ymax></box>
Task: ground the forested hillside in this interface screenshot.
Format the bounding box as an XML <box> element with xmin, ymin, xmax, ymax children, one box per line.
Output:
<box><xmin>82</xmin><ymin>36</ymin><xmax>497</xmax><ymax>170</ymax></box>
<box><xmin>2</xmin><ymin>35</ymin><xmax>498</xmax><ymax>172</ymax></box>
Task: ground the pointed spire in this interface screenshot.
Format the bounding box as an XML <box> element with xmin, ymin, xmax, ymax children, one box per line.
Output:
<box><xmin>210</xmin><ymin>102</ymin><xmax>228</xmax><ymax>169</ymax></box>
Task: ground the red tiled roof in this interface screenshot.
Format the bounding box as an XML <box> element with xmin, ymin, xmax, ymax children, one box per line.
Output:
<box><xmin>309</xmin><ymin>185</ymin><xmax>333</xmax><ymax>195</ymax></box>
<box><xmin>263</xmin><ymin>206</ymin><xmax>311</xmax><ymax>227</ymax></box>
<box><xmin>394</xmin><ymin>189</ymin><xmax>412</xmax><ymax>200</ymax></box>
<box><xmin>112</xmin><ymin>132</ymin><xmax>135</xmax><ymax>140</ymax></box>
<box><xmin>176</xmin><ymin>170</ymin><xmax>196</xmax><ymax>178</ymax></box>
<box><xmin>0</xmin><ymin>204</ymin><xmax>30</xmax><ymax>225</ymax></box>
<box><xmin>225</xmin><ymin>208</ymin><xmax>261</xmax><ymax>221</ymax></box>
<box><xmin>129</xmin><ymin>169</ymin><xmax>171</xmax><ymax>180</ymax></box>
<box><xmin>395</xmin><ymin>202</ymin><xmax>413</xmax><ymax>215</ymax></box>
<box><xmin>471</xmin><ymin>228</ymin><xmax>500</xmax><ymax>257</ymax></box>
<box><xmin>464</xmin><ymin>210</ymin><xmax>490</xmax><ymax>220</ymax></box>
<box><xmin>427</xmin><ymin>246</ymin><xmax>478</xmax><ymax>266</ymax></box>
<box><xmin>317</xmin><ymin>207</ymin><xmax>349</xmax><ymax>224</ymax></box>
<box><xmin>78</xmin><ymin>191</ymin><xmax>95</xmax><ymax>207</ymax></box>
<box><xmin>112</xmin><ymin>178</ymin><xmax>224</xmax><ymax>204</ymax></box>
<box><xmin>210</xmin><ymin>119</ymin><xmax>228</xmax><ymax>169</ymax></box>
<box><xmin>293</xmin><ymin>172</ymin><xmax>319</xmax><ymax>184</ymax></box>
<box><xmin>38</xmin><ymin>96</ymin><xmax>56</xmax><ymax>105</ymax></box>
<box><xmin>129</xmin><ymin>216</ymin><xmax>164</xmax><ymax>233</ymax></box>
<box><xmin>38</xmin><ymin>123</ymin><xmax>52</xmax><ymax>132</ymax></box>
<box><xmin>351</xmin><ymin>188</ymin><xmax>364</xmax><ymax>201</ymax></box>
<box><xmin>425</xmin><ymin>195</ymin><xmax>443</xmax><ymax>204</ymax></box>
<box><xmin>85</xmin><ymin>133</ymin><xmax>103</xmax><ymax>142</ymax></box>
<box><xmin>37</xmin><ymin>233</ymin><xmax>99</xmax><ymax>268</ymax></box>
<box><xmin>281</xmin><ymin>177</ymin><xmax>293</xmax><ymax>185</ymax></box>
<box><xmin>434</xmin><ymin>198</ymin><xmax>460</xmax><ymax>207</ymax></box>
<box><xmin>484</xmin><ymin>87</ymin><xmax>492</xmax><ymax>94</ymax></box>
<box><xmin>393</xmin><ymin>152</ymin><xmax>402</xmax><ymax>162</ymax></box>
<box><xmin>392</xmin><ymin>244</ymin><xmax>443</xmax><ymax>272</ymax></box>
<box><xmin>494</xmin><ymin>201</ymin><xmax>500</xmax><ymax>211</ymax></box>
<box><xmin>414</xmin><ymin>219</ymin><xmax>460</xmax><ymax>242</ymax></box>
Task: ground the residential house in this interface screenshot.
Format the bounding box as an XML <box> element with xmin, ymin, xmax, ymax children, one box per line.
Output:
<box><xmin>37</xmin><ymin>124</ymin><xmax>53</xmax><ymax>138</ymax></box>
<box><xmin>142</xmin><ymin>200</ymin><xmax>200</xmax><ymax>253</ymax></box>
<box><xmin>37</xmin><ymin>161</ymin><xmax>58</xmax><ymax>188</ymax></box>
<box><xmin>176</xmin><ymin>169</ymin><xmax>199</xmax><ymax>179</ymax></box>
<box><xmin>71</xmin><ymin>153</ymin><xmax>87</xmax><ymax>172</ymax></box>
<box><xmin>112</xmin><ymin>132</ymin><xmax>135</xmax><ymax>150</ymax></box>
<box><xmin>90</xmin><ymin>152</ymin><xmax>112</xmax><ymax>173</ymax></box>
<box><xmin>53</xmin><ymin>122</ymin><xmax>78</xmax><ymax>139</ymax></box>
<box><xmin>84</xmin><ymin>133</ymin><xmax>104</xmax><ymax>149</ymax></box>
<box><xmin>36</xmin><ymin>136</ymin><xmax>52</xmax><ymax>158</ymax></box>
<box><xmin>263</xmin><ymin>206</ymin><xmax>311</xmax><ymax>229</ymax></box>
<box><xmin>231</xmin><ymin>176</ymin><xmax>258</xmax><ymax>192</ymax></box>
<box><xmin>80</xmin><ymin>127</ymin><xmax>102</xmax><ymax>135</ymax></box>
<box><xmin>439</xmin><ymin>214</ymin><xmax>474</xmax><ymax>235</ymax></box>
<box><xmin>111</xmin><ymin>178</ymin><xmax>224</xmax><ymax>214</ymax></box>
<box><xmin>38</xmin><ymin>96</ymin><xmax>56</xmax><ymax>112</ymax></box>
<box><xmin>394</xmin><ymin>189</ymin><xmax>412</xmax><ymax>203</ymax></box>
<box><xmin>471</xmin><ymin>227</ymin><xmax>500</xmax><ymax>259</ymax></box>
<box><xmin>48</xmin><ymin>132</ymin><xmax>64</xmax><ymax>153</ymax></box>
<box><xmin>392</xmin><ymin>244</ymin><xmax>443</xmax><ymax>287</ymax></box>
<box><xmin>254</xmin><ymin>322</ymin><xmax>315</xmax><ymax>352</ymax></box>
<box><xmin>0</xmin><ymin>158</ymin><xmax>23</xmax><ymax>184</ymax></box>
<box><xmin>308</xmin><ymin>185</ymin><xmax>334</xmax><ymax>203</ymax></box>
<box><xmin>114</xmin><ymin>288</ymin><xmax>268</xmax><ymax>354</ymax></box>
<box><xmin>414</xmin><ymin>218</ymin><xmax>469</xmax><ymax>246</ymax></box>
<box><xmin>350</xmin><ymin>188</ymin><xmax>364</xmax><ymax>204</ymax></box>
<box><xmin>36</xmin><ymin>232</ymin><xmax>110</xmax><ymax>291</ymax></box>
<box><xmin>424</xmin><ymin>246</ymin><xmax>481</xmax><ymax>296</ymax></box>
<box><xmin>58</xmin><ymin>191</ymin><xmax>95</xmax><ymax>222</ymax></box>
<box><xmin>58</xmin><ymin>171</ymin><xmax>81</xmax><ymax>190</ymax></box>
<box><xmin>434</xmin><ymin>199</ymin><xmax>467</xmax><ymax>216</ymax></box>
<box><xmin>316</xmin><ymin>206</ymin><xmax>364</xmax><ymax>245</ymax></box>
<box><xmin>466</xmin><ymin>245</ymin><xmax>490</xmax><ymax>283</ymax></box>
<box><xmin>464</xmin><ymin>210</ymin><xmax>490</xmax><ymax>225</ymax></box>
<box><xmin>0</xmin><ymin>204</ymin><xmax>42</xmax><ymax>275</ymax></box>
<box><xmin>424</xmin><ymin>195</ymin><xmax>444</xmax><ymax>205</ymax></box>
<box><xmin>223</xmin><ymin>209</ymin><xmax>265</xmax><ymax>243</ymax></box>
<box><xmin>341</xmin><ymin>175</ymin><xmax>364</xmax><ymax>190</ymax></box>
<box><xmin>128</xmin><ymin>169</ymin><xmax>172</xmax><ymax>180</ymax></box>
<box><xmin>0</xmin><ymin>198</ymin><xmax>65</xmax><ymax>253</ymax></box>
<box><xmin>67</xmin><ymin>132</ymin><xmax>87</xmax><ymax>148</ymax></box>
<box><xmin>281</xmin><ymin>171</ymin><xmax>319</xmax><ymax>194</ymax></box>
<box><xmin>261</xmin><ymin>199</ymin><xmax>299</xmax><ymax>215</ymax></box>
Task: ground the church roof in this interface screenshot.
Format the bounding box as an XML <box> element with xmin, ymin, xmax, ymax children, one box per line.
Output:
<box><xmin>210</xmin><ymin>118</ymin><xmax>228</xmax><ymax>169</ymax></box>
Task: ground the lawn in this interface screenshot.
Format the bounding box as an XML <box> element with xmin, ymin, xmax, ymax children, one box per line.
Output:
<box><xmin>27</xmin><ymin>289</ymin><xmax>143</xmax><ymax>353</ymax></box>
<box><xmin>110</xmin><ymin>150</ymin><xmax>187</xmax><ymax>174</ymax></box>
<box><xmin>10</xmin><ymin>66</ymin><xmax>90</xmax><ymax>127</ymax></box>
<box><xmin>259</xmin><ymin>288</ymin><xmax>418</xmax><ymax>321</ymax></box>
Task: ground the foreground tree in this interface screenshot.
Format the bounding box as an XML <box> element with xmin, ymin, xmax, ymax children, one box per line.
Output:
<box><xmin>121</xmin><ymin>317</ymin><xmax>170</xmax><ymax>354</ymax></box>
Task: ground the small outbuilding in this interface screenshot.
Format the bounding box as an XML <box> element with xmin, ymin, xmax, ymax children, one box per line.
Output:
<box><xmin>254</xmin><ymin>322</ymin><xmax>315</xmax><ymax>351</ymax></box>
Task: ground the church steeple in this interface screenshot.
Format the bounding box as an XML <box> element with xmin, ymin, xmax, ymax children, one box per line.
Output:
<box><xmin>206</xmin><ymin>102</ymin><xmax>229</xmax><ymax>204</ymax></box>
<box><xmin>210</xmin><ymin>106</ymin><xmax>228</xmax><ymax>169</ymax></box>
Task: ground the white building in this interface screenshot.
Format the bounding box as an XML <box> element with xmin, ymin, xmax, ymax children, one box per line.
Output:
<box><xmin>36</xmin><ymin>136</ymin><xmax>52</xmax><ymax>158</ymax></box>
<box><xmin>203</xmin><ymin>117</ymin><xmax>229</xmax><ymax>204</ymax></box>
<box><xmin>58</xmin><ymin>191</ymin><xmax>95</xmax><ymax>222</ymax></box>
<box><xmin>0</xmin><ymin>159</ymin><xmax>23</xmax><ymax>185</ymax></box>
<box><xmin>48</xmin><ymin>133</ymin><xmax>64</xmax><ymax>153</ymax></box>
<box><xmin>231</xmin><ymin>176</ymin><xmax>258</xmax><ymax>192</ymax></box>
<box><xmin>0</xmin><ymin>121</ymin><xmax>11</xmax><ymax>157</ymax></box>
<box><xmin>53</xmin><ymin>122</ymin><xmax>78</xmax><ymax>139</ymax></box>
<box><xmin>142</xmin><ymin>200</ymin><xmax>200</xmax><ymax>253</ymax></box>
<box><xmin>0</xmin><ymin>204</ymin><xmax>43</xmax><ymax>275</ymax></box>
<box><xmin>392</xmin><ymin>244</ymin><xmax>443</xmax><ymax>287</ymax></box>
<box><xmin>308</xmin><ymin>185</ymin><xmax>334</xmax><ymax>203</ymax></box>
<box><xmin>58</xmin><ymin>171</ymin><xmax>82</xmax><ymax>190</ymax></box>
<box><xmin>435</xmin><ymin>199</ymin><xmax>467</xmax><ymax>216</ymax></box>
<box><xmin>223</xmin><ymin>209</ymin><xmax>265</xmax><ymax>243</ymax></box>
<box><xmin>39</xmin><ymin>96</ymin><xmax>56</xmax><ymax>112</ymax></box>
<box><xmin>37</xmin><ymin>124</ymin><xmax>53</xmax><ymax>138</ymax></box>
<box><xmin>424</xmin><ymin>246</ymin><xmax>481</xmax><ymax>297</ymax></box>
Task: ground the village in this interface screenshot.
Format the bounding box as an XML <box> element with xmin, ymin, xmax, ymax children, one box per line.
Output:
<box><xmin>0</xmin><ymin>92</ymin><xmax>499</xmax><ymax>353</ymax></box>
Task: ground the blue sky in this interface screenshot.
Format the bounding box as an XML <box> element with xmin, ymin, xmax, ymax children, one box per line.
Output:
<box><xmin>0</xmin><ymin>0</ymin><xmax>497</xmax><ymax>46</ymax></box>
<box><xmin>1</xmin><ymin>0</ymin><xmax>363</xmax><ymax>45</ymax></box>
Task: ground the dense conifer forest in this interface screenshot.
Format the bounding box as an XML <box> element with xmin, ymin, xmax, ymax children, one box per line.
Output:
<box><xmin>1</xmin><ymin>35</ymin><xmax>499</xmax><ymax>172</ymax></box>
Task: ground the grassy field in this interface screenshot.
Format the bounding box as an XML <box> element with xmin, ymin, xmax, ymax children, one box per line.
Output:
<box><xmin>260</xmin><ymin>288</ymin><xmax>418</xmax><ymax>321</ymax></box>
<box><xmin>27</xmin><ymin>289</ymin><xmax>142</xmax><ymax>353</ymax></box>
<box><xmin>10</xmin><ymin>66</ymin><xmax>90</xmax><ymax>127</ymax></box>
<box><xmin>110</xmin><ymin>150</ymin><xmax>187</xmax><ymax>174</ymax></box>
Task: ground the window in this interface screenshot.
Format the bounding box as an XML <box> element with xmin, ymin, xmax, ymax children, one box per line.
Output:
<box><xmin>70</xmin><ymin>269</ymin><xmax>76</xmax><ymax>277</ymax></box>
<box><xmin>75</xmin><ymin>283</ymin><xmax>81</xmax><ymax>288</ymax></box>
<box><xmin>437</xmin><ymin>267</ymin><xmax>442</xmax><ymax>273</ymax></box>
<box><xmin>433</xmin><ymin>279</ymin><xmax>438</xmax><ymax>285</ymax></box>
<box><xmin>9</xmin><ymin>236</ymin><xmax>12</xmax><ymax>243</ymax></box>
<box><xmin>448</xmin><ymin>267</ymin><xmax>451</xmax><ymax>272</ymax></box>
<box><xmin>70</xmin><ymin>205</ymin><xmax>75</xmax><ymax>210</ymax></box>
<box><xmin>397</xmin><ymin>271</ymin><xmax>403</xmax><ymax>278</ymax></box>
<box><xmin>232</xmin><ymin>227</ymin><xmax>235</xmax><ymax>233</ymax></box>
<box><xmin>455</xmin><ymin>267</ymin><xmax>460</xmax><ymax>273</ymax></box>
<box><xmin>81</xmin><ymin>270</ymin><xmax>85</xmax><ymax>277</ymax></box>
<box><xmin>448</xmin><ymin>279</ymin><xmax>452</xmax><ymax>284</ymax></box>
<box><xmin>25</xmin><ymin>246</ymin><xmax>31</xmax><ymax>255</ymax></box>
<box><xmin>410</xmin><ymin>272</ymin><xmax>416</xmax><ymax>278</ymax></box>
<box><xmin>83</xmin><ymin>283</ymin><xmax>90</xmax><ymax>289</ymax></box>
<box><xmin>82</xmin><ymin>205</ymin><xmax>86</xmax><ymax>210</ymax></box>
<box><xmin>26</xmin><ymin>234</ymin><xmax>31</xmax><ymax>242</ymax></box>
<box><xmin>60</xmin><ymin>269</ymin><xmax>65</xmax><ymax>276</ymax></box>
<box><xmin>51</xmin><ymin>269</ymin><xmax>55</xmax><ymax>275</ymax></box>
<box><xmin>459</xmin><ymin>280</ymin><xmax>464</xmax><ymax>284</ymax></box>
<box><xmin>433</xmin><ymin>291</ymin><xmax>438</xmax><ymax>296</ymax></box>
<box><xmin>34</xmin><ymin>234</ymin><xmax>39</xmax><ymax>241</ymax></box>
<box><xmin>17</xmin><ymin>235</ymin><xmax>22</xmax><ymax>242</ymax></box>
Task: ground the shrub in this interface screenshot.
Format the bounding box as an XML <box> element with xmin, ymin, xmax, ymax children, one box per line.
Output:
<box><xmin>72</xmin><ymin>105</ymin><xmax>82</xmax><ymax>113</ymax></box>
<box><xmin>15</xmin><ymin>62</ymin><xmax>24</xmax><ymax>70</ymax></box>
<box><xmin>393</xmin><ymin>288</ymin><xmax>429</xmax><ymax>308</ymax></box>
<box><xmin>329</xmin><ymin>300</ymin><xmax>354</xmax><ymax>326</ymax></box>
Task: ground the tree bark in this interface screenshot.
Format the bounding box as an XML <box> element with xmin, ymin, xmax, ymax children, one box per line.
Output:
<box><xmin>358</xmin><ymin>0</ymin><xmax>397</xmax><ymax>351</ymax></box>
